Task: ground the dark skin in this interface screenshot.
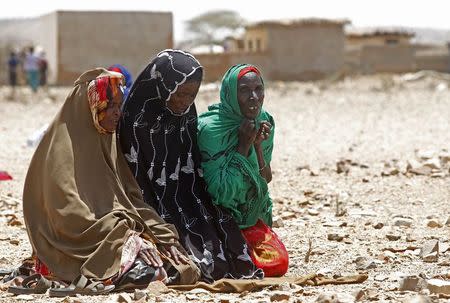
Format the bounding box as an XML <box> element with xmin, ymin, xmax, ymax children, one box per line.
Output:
<box><xmin>166</xmin><ymin>80</ymin><xmax>201</xmax><ymax>114</ymax></box>
<box><xmin>139</xmin><ymin>243</ymin><xmax>190</xmax><ymax>267</ymax></box>
<box><xmin>236</xmin><ymin>72</ymin><xmax>272</xmax><ymax>183</ymax></box>
<box><xmin>99</xmin><ymin>90</ymin><xmax>123</xmax><ymax>133</ymax></box>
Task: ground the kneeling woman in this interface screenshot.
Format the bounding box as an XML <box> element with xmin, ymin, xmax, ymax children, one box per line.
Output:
<box><xmin>20</xmin><ymin>69</ymin><xmax>199</xmax><ymax>296</ymax></box>
<box><xmin>119</xmin><ymin>50</ymin><xmax>263</xmax><ymax>282</ymax></box>
<box><xmin>197</xmin><ymin>64</ymin><xmax>289</xmax><ymax>277</ymax></box>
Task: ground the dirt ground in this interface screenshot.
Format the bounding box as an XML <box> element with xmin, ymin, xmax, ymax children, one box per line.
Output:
<box><xmin>0</xmin><ymin>73</ymin><xmax>449</xmax><ymax>302</ymax></box>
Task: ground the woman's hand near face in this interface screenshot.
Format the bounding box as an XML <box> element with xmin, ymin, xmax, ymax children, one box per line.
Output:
<box><xmin>253</xmin><ymin>121</ymin><xmax>272</xmax><ymax>147</ymax></box>
<box><xmin>237</xmin><ymin>119</ymin><xmax>258</xmax><ymax>156</ymax></box>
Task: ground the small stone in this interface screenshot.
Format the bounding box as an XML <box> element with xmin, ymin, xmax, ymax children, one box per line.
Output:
<box><xmin>309</xmin><ymin>169</ymin><xmax>319</xmax><ymax>176</ymax></box>
<box><xmin>399</xmin><ymin>276</ymin><xmax>426</xmax><ymax>291</ymax></box>
<box><xmin>187</xmin><ymin>288</ymin><xmax>211</xmax><ymax>294</ymax></box>
<box><xmin>374</xmin><ymin>274</ymin><xmax>388</xmax><ymax>281</ymax></box>
<box><xmin>297</xmin><ymin>164</ymin><xmax>310</xmax><ymax>171</ymax></box>
<box><xmin>343</xmin><ymin>238</ymin><xmax>353</xmax><ymax>244</ymax></box>
<box><xmin>146</xmin><ymin>280</ymin><xmax>170</xmax><ymax>295</ymax></box>
<box><xmin>134</xmin><ymin>289</ymin><xmax>147</xmax><ymax>301</ymax></box>
<box><xmin>327</xmin><ymin>233</ymin><xmax>344</xmax><ymax>242</ymax></box>
<box><xmin>60</xmin><ymin>297</ymin><xmax>73</xmax><ymax>303</ymax></box>
<box><xmin>373</xmin><ymin>222</ymin><xmax>384</xmax><ymax>229</ymax></box>
<box><xmin>393</xmin><ymin>218</ymin><xmax>413</xmax><ymax>228</ymax></box>
<box><xmin>353</xmin><ymin>289</ymin><xmax>365</xmax><ymax>301</ymax></box>
<box><xmin>445</xmin><ymin>216</ymin><xmax>450</xmax><ymax>226</ymax></box>
<box><xmin>281</xmin><ymin>211</ymin><xmax>297</xmax><ymax>220</ymax></box>
<box><xmin>218</xmin><ymin>295</ymin><xmax>235</xmax><ymax>303</ymax></box>
<box><xmin>365</xmin><ymin>288</ymin><xmax>379</xmax><ymax>301</ymax></box>
<box><xmin>439</xmin><ymin>152</ymin><xmax>450</xmax><ymax>164</ymax></box>
<box><xmin>355</xmin><ymin>256</ymin><xmax>377</xmax><ymax>270</ymax></box>
<box><xmin>430</xmin><ymin>171</ymin><xmax>446</xmax><ymax>178</ymax></box>
<box><xmin>270</xmin><ymin>291</ymin><xmax>291</xmax><ymax>301</ymax></box>
<box><xmin>423</xmin><ymin>158</ymin><xmax>441</xmax><ymax>169</ymax></box>
<box><xmin>426</xmin><ymin>219</ymin><xmax>443</xmax><ymax>228</ymax></box>
<box><xmin>381</xmin><ymin>167</ymin><xmax>399</xmax><ymax>176</ymax></box>
<box><xmin>308</xmin><ymin>209</ymin><xmax>319</xmax><ymax>216</ymax></box>
<box><xmin>9</xmin><ymin>239</ymin><xmax>19</xmax><ymax>245</ymax></box>
<box><xmin>336</xmin><ymin>160</ymin><xmax>350</xmax><ymax>174</ymax></box>
<box><xmin>272</xmin><ymin>217</ymin><xmax>284</xmax><ymax>228</ymax></box>
<box><xmin>421</xmin><ymin>240</ymin><xmax>439</xmax><ymax>262</ymax></box>
<box><xmin>386</xmin><ymin>233</ymin><xmax>401</xmax><ymax>241</ymax></box>
<box><xmin>117</xmin><ymin>293</ymin><xmax>133</xmax><ymax>303</ymax></box>
<box><xmin>402</xmin><ymin>295</ymin><xmax>432</xmax><ymax>303</ymax></box>
<box><xmin>60</xmin><ymin>297</ymin><xmax>84</xmax><ymax>303</ymax></box>
<box><xmin>16</xmin><ymin>295</ymin><xmax>34</xmax><ymax>301</ymax></box>
<box><xmin>426</xmin><ymin>279</ymin><xmax>450</xmax><ymax>295</ymax></box>
<box><xmin>273</xmin><ymin>281</ymin><xmax>294</xmax><ymax>292</ymax></box>
<box><xmin>316</xmin><ymin>292</ymin><xmax>355</xmax><ymax>303</ymax></box>
<box><xmin>407</xmin><ymin>160</ymin><xmax>432</xmax><ymax>175</ymax></box>
<box><xmin>379</xmin><ymin>250</ymin><xmax>397</xmax><ymax>262</ymax></box>
<box><xmin>423</xmin><ymin>252</ymin><xmax>438</xmax><ymax>263</ymax></box>
<box><xmin>417</xmin><ymin>150</ymin><xmax>435</xmax><ymax>160</ymax></box>
<box><xmin>406</xmin><ymin>234</ymin><xmax>417</xmax><ymax>242</ymax></box>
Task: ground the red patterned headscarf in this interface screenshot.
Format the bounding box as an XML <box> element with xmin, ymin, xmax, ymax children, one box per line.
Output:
<box><xmin>87</xmin><ymin>74</ymin><xmax>124</xmax><ymax>134</ymax></box>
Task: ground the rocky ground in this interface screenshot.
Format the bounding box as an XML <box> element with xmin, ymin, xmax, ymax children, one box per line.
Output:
<box><xmin>0</xmin><ymin>72</ymin><xmax>449</xmax><ymax>302</ymax></box>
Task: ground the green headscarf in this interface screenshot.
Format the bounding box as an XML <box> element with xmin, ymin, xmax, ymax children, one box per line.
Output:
<box><xmin>197</xmin><ymin>64</ymin><xmax>274</xmax><ymax>229</ymax></box>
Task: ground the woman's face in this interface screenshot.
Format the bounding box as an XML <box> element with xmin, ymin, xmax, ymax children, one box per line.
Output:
<box><xmin>237</xmin><ymin>72</ymin><xmax>264</xmax><ymax>119</ymax></box>
<box><xmin>167</xmin><ymin>80</ymin><xmax>201</xmax><ymax>114</ymax></box>
<box><xmin>99</xmin><ymin>90</ymin><xmax>123</xmax><ymax>132</ymax></box>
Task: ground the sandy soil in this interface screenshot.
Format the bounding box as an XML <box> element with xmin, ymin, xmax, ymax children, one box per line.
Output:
<box><xmin>0</xmin><ymin>73</ymin><xmax>449</xmax><ymax>302</ymax></box>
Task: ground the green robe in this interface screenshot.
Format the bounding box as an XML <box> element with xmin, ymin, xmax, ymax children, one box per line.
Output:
<box><xmin>197</xmin><ymin>64</ymin><xmax>274</xmax><ymax>229</ymax></box>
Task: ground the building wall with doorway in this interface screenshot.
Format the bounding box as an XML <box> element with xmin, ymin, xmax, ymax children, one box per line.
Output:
<box><xmin>196</xmin><ymin>19</ymin><xmax>348</xmax><ymax>82</ymax></box>
<box><xmin>0</xmin><ymin>10</ymin><xmax>173</xmax><ymax>85</ymax></box>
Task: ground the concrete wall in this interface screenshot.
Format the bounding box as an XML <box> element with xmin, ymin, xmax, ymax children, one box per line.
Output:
<box><xmin>194</xmin><ymin>53</ymin><xmax>269</xmax><ymax>82</ymax></box>
<box><xmin>197</xmin><ymin>24</ymin><xmax>346</xmax><ymax>82</ymax></box>
<box><xmin>56</xmin><ymin>11</ymin><xmax>173</xmax><ymax>85</ymax></box>
<box><xmin>415</xmin><ymin>53</ymin><xmax>450</xmax><ymax>72</ymax></box>
<box><xmin>35</xmin><ymin>13</ymin><xmax>58</xmax><ymax>83</ymax></box>
<box><xmin>267</xmin><ymin>24</ymin><xmax>346</xmax><ymax>80</ymax></box>
<box><xmin>347</xmin><ymin>35</ymin><xmax>411</xmax><ymax>49</ymax></box>
<box><xmin>0</xmin><ymin>11</ymin><xmax>173</xmax><ymax>85</ymax></box>
<box><xmin>359</xmin><ymin>45</ymin><xmax>416</xmax><ymax>73</ymax></box>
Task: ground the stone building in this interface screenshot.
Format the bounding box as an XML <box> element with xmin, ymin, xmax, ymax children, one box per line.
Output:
<box><xmin>195</xmin><ymin>18</ymin><xmax>349</xmax><ymax>82</ymax></box>
<box><xmin>345</xmin><ymin>28</ymin><xmax>417</xmax><ymax>73</ymax></box>
<box><xmin>0</xmin><ymin>10</ymin><xmax>173</xmax><ymax>85</ymax></box>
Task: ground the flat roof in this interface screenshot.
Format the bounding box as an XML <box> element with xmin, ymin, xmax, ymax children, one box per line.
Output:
<box><xmin>246</xmin><ymin>18</ymin><xmax>350</xmax><ymax>29</ymax></box>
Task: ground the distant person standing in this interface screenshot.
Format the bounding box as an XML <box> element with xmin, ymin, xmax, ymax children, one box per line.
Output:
<box><xmin>7</xmin><ymin>52</ymin><xmax>20</xmax><ymax>96</ymax></box>
<box><xmin>23</xmin><ymin>46</ymin><xmax>40</xmax><ymax>93</ymax></box>
<box><xmin>38</xmin><ymin>51</ymin><xmax>48</xmax><ymax>89</ymax></box>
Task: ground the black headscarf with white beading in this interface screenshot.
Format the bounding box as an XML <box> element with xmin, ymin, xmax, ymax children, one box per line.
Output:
<box><xmin>118</xmin><ymin>49</ymin><xmax>263</xmax><ymax>282</ymax></box>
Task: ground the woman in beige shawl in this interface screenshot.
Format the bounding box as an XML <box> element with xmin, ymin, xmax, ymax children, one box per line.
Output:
<box><xmin>17</xmin><ymin>68</ymin><xmax>199</xmax><ymax>296</ymax></box>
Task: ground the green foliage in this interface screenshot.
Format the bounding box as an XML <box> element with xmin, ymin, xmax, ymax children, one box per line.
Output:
<box><xmin>184</xmin><ymin>10</ymin><xmax>245</xmax><ymax>50</ymax></box>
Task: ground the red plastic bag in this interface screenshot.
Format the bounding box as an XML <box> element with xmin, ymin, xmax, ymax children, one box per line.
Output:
<box><xmin>0</xmin><ymin>171</ymin><xmax>13</xmax><ymax>181</ymax></box>
<box><xmin>242</xmin><ymin>219</ymin><xmax>289</xmax><ymax>277</ymax></box>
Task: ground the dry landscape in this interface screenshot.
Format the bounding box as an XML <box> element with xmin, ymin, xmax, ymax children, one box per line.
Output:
<box><xmin>0</xmin><ymin>72</ymin><xmax>449</xmax><ymax>302</ymax></box>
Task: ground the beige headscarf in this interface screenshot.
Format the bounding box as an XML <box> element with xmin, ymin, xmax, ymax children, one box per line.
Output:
<box><xmin>22</xmin><ymin>68</ymin><xmax>199</xmax><ymax>283</ymax></box>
